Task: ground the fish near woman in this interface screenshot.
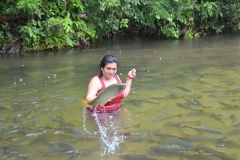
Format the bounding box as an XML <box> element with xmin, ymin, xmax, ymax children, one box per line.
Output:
<box><xmin>83</xmin><ymin>55</ymin><xmax>136</xmax><ymax>113</ymax></box>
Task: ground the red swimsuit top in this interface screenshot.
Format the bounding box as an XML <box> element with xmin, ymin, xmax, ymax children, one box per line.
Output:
<box><xmin>87</xmin><ymin>74</ymin><xmax>125</xmax><ymax>113</ymax></box>
<box><xmin>97</xmin><ymin>74</ymin><xmax>125</xmax><ymax>106</ymax></box>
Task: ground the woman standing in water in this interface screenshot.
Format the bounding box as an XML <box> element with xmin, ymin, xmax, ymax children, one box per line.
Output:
<box><xmin>85</xmin><ymin>55</ymin><xmax>136</xmax><ymax>113</ymax></box>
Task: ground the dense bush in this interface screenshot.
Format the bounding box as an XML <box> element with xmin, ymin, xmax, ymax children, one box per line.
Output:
<box><xmin>84</xmin><ymin>0</ymin><xmax>240</xmax><ymax>39</ymax></box>
<box><xmin>0</xmin><ymin>0</ymin><xmax>239</xmax><ymax>52</ymax></box>
<box><xmin>0</xmin><ymin>0</ymin><xmax>95</xmax><ymax>52</ymax></box>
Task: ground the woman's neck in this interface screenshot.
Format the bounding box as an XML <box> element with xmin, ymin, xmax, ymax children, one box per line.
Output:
<box><xmin>102</xmin><ymin>76</ymin><xmax>112</xmax><ymax>81</ymax></box>
<box><xmin>101</xmin><ymin>75</ymin><xmax>118</xmax><ymax>88</ymax></box>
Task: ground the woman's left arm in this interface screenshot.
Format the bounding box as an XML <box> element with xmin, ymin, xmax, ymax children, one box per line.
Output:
<box><xmin>124</xmin><ymin>68</ymin><xmax>136</xmax><ymax>97</ymax></box>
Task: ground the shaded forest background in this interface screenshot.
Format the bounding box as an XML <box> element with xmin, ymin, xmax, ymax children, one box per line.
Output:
<box><xmin>0</xmin><ymin>0</ymin><xmax>239</xmax><ymax>54</ymax></box>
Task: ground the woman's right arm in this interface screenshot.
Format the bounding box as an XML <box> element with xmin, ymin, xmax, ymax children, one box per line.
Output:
<box><xmin>85</xmin><ymin>76</ymin><xmax>101</xmax><ymax>102</ymax></box>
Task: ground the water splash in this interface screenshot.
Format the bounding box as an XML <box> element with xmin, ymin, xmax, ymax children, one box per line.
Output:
<box><xmin>82</xmin><ymin>105</ymin><xmax>92</xmax><ymax>135</ymax></box>
<box><xmin>82</xmin><ymin>105</ymin><xmax>124</xmax><ymax>156</ymax></box>
<box><xmin>92</xmin><ymin>111</ymin><xmax>124</xmax><ymax>156</ymax></box>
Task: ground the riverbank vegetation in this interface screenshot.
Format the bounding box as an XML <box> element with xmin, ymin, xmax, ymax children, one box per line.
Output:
<box><xmin>0</xmin><ymin>0</ymin><xmax>239</xmax><ymax>54</ymax></box>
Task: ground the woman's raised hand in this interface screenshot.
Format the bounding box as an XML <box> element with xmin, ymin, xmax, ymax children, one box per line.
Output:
<box><xmin>128</xmin><ymin>68</ymin><xmax>136</xmax><ymax>79</ymax></box>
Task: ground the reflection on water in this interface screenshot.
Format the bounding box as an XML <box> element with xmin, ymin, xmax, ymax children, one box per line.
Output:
<box><xmin>1</xmin><ymin>31</ymin><xmax>240</xmax><ymax>159</ymax></box>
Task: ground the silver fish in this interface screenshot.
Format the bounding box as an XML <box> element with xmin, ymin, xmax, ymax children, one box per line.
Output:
<box><xmin>58</xmin><ymin>140</ymin><xmax>76</xmax><ymax>152</ymax></box>
<box><xmin>219</xmin><ymin>101</ymin><xmax>239</xmax><ymax>108</ymax></box>
<box><xmin>185</xmin><ymin>124</ymin><xmax>228</xmax><ymax>134</ymax></box>
<box><xmin>184</xmin><ymin>97</ymin><xmax>197</xmax><ymax>105</ymax></box>
<box><xmin>216</xmin><ymin>138</ymin><xmax>240</xmax><ymax>148</ymax></box>
<box><xmin>84</xmin><ymin>83</ymin><xmax>126</xmax><ymax>107</ymax></box>
<box><xmin>194</xmin><ymin>95</ymin><xmax>202</xmax><ymax>106</ymax></box>
<box><xmin>153</xmin><ymin>114</ymin><xmax>182</xmax><ymax>122</ymax></box>
<box><xmin>176</xmin><ymin>103</ymin><xmax>203</xmax><ymax>111</ymax></box>
<box><xmin>233</xmin><ymin>123</ymin><xmax>240</xmax><ymax>127</ymax></box>
<box><xmin>120</xmin><ymin>154</ymin><xmax>153</xmax><ymax>160</ymax></box>
<box><xmin>176</xmin><ymin>86</ymin><xmax>191</xmax><ymax>92</ymax></box>
<box><xmin>12</xmin><ymin>114</ymin><xmax>22</xmax><ymax>124</ymax></box>
<box><xmin>230</xmin><ymin>114</ymin><xmax>237</xmax><ymax>124</ymax></box>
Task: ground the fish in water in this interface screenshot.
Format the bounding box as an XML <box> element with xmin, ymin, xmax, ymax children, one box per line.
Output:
<box><xmin>129</xmin><ymin>99</ymin><xmax>143</xmax><ymax>107</ymax></box>
<box><xmin>0</xmin><ymin>103</ymin><xmax>13</xmax><ymax>110</ymax></box>
<box><xmin>219</xmin><ymin>101</ymin><xmax>239</xmax><ymax>108</ymax></box>
<box><xmin>185</xmin><ymin>135</ymin><xmax>221</xmax><ymax>142</ymax></box>
<box><xmin>183</xmin><ymin>124</ymin><xmax>228</xmax><ymax>134</ymax></box>
<box><xmin>176</xmin><ymin>86</ymin><xmax>191</xmax><ymax>92</ymax></box>
<box><xmin>148</xmin><ymin>143</ymin><xmax>235</xmax><ymax>160</ymax></box>
<box><xmin>127</xmin><ymin>98</ymin><xmax>160</xmax><ymax>107</ymax></box>
<box><xmin>230</xmin><ymin>114</ymin><xmax>237</xmax><ymax>124</ymax></box>
<box><xmin>207</xmin><ymin>112</ymin><xmax>225</xmax><ymax>124</ymax></box>
<box><xmin>184</xmin><ymin>97</ymin><xmax>197</xmax><ymax>105</ymax></box>
<box><xmin>58</xmin><ymin>140</ymin><xmax>77</xmax><ymax>152</ymax></box>
<box><xmin>215</xmin><ymin>138</ymin><xmax>240</xmax><ymax>148</ymax></box>
<box><xmin>176</xmin><ymin>103</ymin><xmax>203</xmax><ymax>111</ymax></box>
<box><xmin>233</xmin><ymin>123</ymin><xmax>240</xmax><ymax>127</ymax></box>
<box><xmin>193</xmin><ymin>95</ymin><xmax>203</xmax><ymax>106</ymax></box>
<box><xmin>3</xmin><ymin>146</ymin><xmax>21</xmax><ymax>157</ymax></box>
<box><xmin>82</xmin><ymin>83</ymin><xmax>126</xmax><ymax>108</ymax></box>
<box><xmin>119</xmin><ymin>154</ymin><xmax>154</xmax><ymax>160</ymax></box>
<box><xmin>153</xmin><ymin>114</ymin><xmax>182</xmax><ymax>122</ymax></box>
<box><xmin>12</xmin><ymin>114</ymin><xmax>22</xmax><ymax>124</ymax></box>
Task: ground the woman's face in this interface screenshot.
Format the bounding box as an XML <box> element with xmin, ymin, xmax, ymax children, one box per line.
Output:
<box><xmin>101</xmin><ymin>63</ymin><xmax>118</xmax><ymax>80</ymax></box>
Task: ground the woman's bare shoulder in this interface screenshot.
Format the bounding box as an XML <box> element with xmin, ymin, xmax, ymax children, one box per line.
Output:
<box><xmin>90</xmin><ymin>75</ymin><xmax>99</xmax><ymax>82</ymax></box>
<box><xmin>89</xmin><ymin>76</ymin><xmax>101</xmax><ymax>87</ymax></box>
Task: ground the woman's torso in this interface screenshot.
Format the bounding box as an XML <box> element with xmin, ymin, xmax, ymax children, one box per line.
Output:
<box><xmin>88</xmin><ymin>74</ymin><xmax>124</xmax><ymax>113</ymax></box>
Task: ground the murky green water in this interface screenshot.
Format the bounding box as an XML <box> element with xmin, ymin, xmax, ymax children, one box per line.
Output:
<box><xmin>1</xmin><ymin>32</ymin><xmax>240</xmax><ymax>160</ymax></box>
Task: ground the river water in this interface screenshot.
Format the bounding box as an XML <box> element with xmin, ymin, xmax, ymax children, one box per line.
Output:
<box><xmin>1</xmin><ymin>31</ymin><xmax>240</xmax><ymax>160</ymax></box>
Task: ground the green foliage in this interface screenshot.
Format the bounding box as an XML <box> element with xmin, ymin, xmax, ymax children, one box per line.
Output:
<box><xmin>184</xmin><ymin>29</ymin><xmax>193</xmax><ymax>39</ymax></box>
<box><xmin>17</xmin><ymin>0</ymin><xmax>41</xmax><ymax>13</ymax></box>
<box><xmin>195</xmin><ymin>1</ymin><xmax>240</xmax><ymax>34</ymax></box>
<box><xmin>161</xmin><ymin>25</ymin><xmax>180</xmax><ymax>39</ymax></box>
<box><xmin>19</xmin><ymin>12</ymin><xmax>95</xmax><ymax>50</ymax></box>
<box><xmin>0</xmin><ymin>22</ymin><xmax>10</xmax><ymax>43</ymax></box>
<box><xmin>1</xmin><ymin>0</ymin><xmax>240</xmax><ymax>51</ymax></box>
<box><xmin>85</xmin><ymin>0</ymin><xmax>240</xmax><ymax>38</ymax></box>
<box><xmin>1</xmin><ymin>22</ymin><xmax>9</xmax><ymax>31</ymax></box>
<box><xmin>0</xmin><ymin>32</ymin><xmax>4</xmax><ymax>43</ymax></box>
<box><xmin>1</xmin><ymin>0</ymin><xmax>96</xmax><ymax>51</ymax></box>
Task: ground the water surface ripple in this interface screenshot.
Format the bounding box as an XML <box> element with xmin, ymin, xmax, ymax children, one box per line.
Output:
<box><xmin>1</xmin><ymin>32</ymin><xmax>240</xmax><ymax>160</ymax></box>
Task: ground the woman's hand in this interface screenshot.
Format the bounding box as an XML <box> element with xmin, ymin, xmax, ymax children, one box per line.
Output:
<box><xmin>128</xmin><ymin>68</ymin><xmax>136</xmax><ymax>79</ymax></box>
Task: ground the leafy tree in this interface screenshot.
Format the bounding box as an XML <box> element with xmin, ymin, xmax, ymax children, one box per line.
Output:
<box><xmin>1</xmin><ymin>0</ymin><xmax>95</xmax><ymax>52</ymax></box>
<box><xmin>0</xmin><ymin>0</ymin><xmax>239</xmax><ymax>52</ymax></box>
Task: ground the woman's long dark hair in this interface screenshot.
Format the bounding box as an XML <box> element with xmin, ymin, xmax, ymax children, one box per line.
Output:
<box><xmin>99</xmin><ymin>55</ymin><xmax>119</xmax><ymax>77</ymax></box>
